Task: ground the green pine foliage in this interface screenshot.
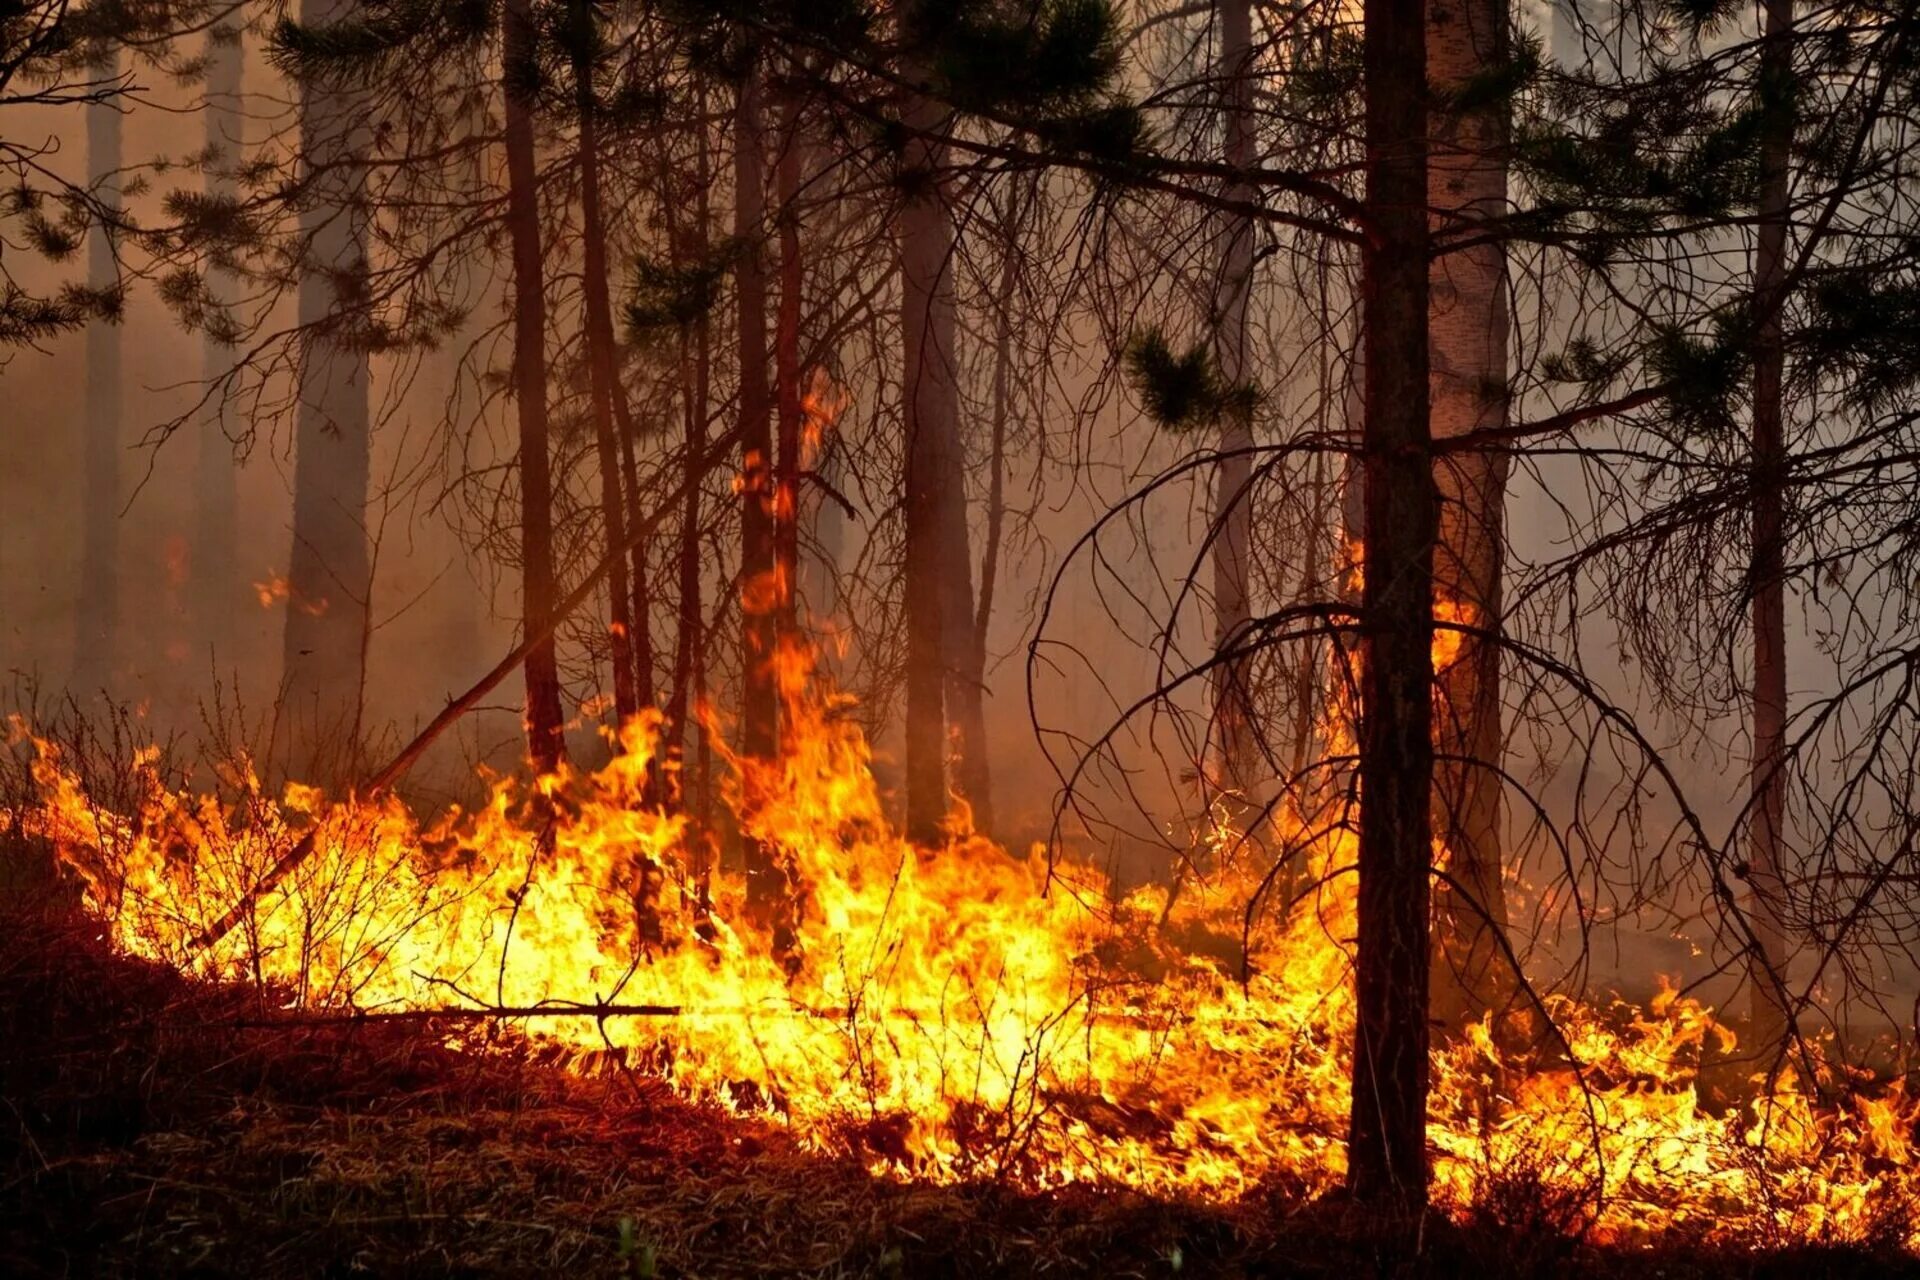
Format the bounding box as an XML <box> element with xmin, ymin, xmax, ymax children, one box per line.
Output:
<box><xmin>269</xmin><ymin>0</ymin><xmax>491</xmax><ymax>86</ymax></box>
<box><xmin>1124</xmin><ymin>327</ymin><xmax>1259</xmax><ymax>435</ymax></box>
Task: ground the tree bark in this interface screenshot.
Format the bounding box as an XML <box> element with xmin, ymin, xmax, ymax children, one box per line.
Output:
<box><xmin>1748</xmin><ymin>0</ymin><xmax>1795</xmax><ymax>1065</ymax></box>
<box><xmin>195</xmin><ymin>28</ymin><xmax>242</xmax><ymax>672</ymax></box>
<box><xmin>503</xmin><ymin>0</ymin><xmax>567</xmax><ymax>773</ymax></box>
<box><xmin>663</xmin><ymin>115</ymin><xmax>711</xmax><ymax>782</ymax></box>
<box><xmin>570</xmin><ymin>0</ymin><xmax>639</xmax><ymax>727</ymax></box>
<box><xmin>1427</xmin><ymin>0</ymin><xmax>1514</xmax><ymax>1034</ymax></box>
<box><xmin>1347</xmin><ymin>0</ymin><xmax>1435</xmax><ymax>1212</ymax></box>
<box><xmin>774</xmin><ymin>85</ymin><xmax>804</xmax><ymax>658</ymax></box>
<box><xmin>971</xmin><ymin>185</ymin><xmax>1020</xmax><ymax>772</ymax></box>
<box><xmin>282</xmin><ymin>0</ymin><xmax>372</xmax><ymax>779</ymax></box>
<box><xmin>735</xmin><ymin>56</ymin><xmax>777</xmax><ymax>767</ymax></box>
<box><xmin>1210</xmin><ymin>0</ymin><xmax>1259</xmax><ymax>806</ymax></box>
<box><xmin>901</xmin><ymin>88</ymin><xmax>956</xmax><ymax>845</ymax></box>
<box><xmin>75</xmin><ymin>50</ymin><xmax>123</xmax><ymax>698</ymax></box>
<box><xmin>733</xmin><ymin>53</ymin><xmax>788</xmax><ymax>935</ymax></box>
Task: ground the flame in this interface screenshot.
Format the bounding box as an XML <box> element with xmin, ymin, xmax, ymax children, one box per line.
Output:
<box><xmin>254</xmin><ymin>572</ymin><xmax>328</xmax><ymax>616</ymax></box>
<box><xmin>13</xmin><ymin>640</ymin><xmax>1920</xmax><ymax>1244</ymax></box>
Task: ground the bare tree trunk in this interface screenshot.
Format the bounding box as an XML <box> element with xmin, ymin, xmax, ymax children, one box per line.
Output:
<box><xmin>1427</xmin><ymin>0</ymin><xmax>1514</xmax><ymax>1034</ymax></box>
<box><xmin>663</xmin><ymin>120</ymin><xmax>711</xmax><ymax>780</ymax></box>
<box><xmin>1748</xmin><ymin>0</ymin><xmax>1795</xmax><ymax>1065</ymax></box>
<box><xmin>733</xmin><ymin>53</ymin><xmax>788</xmax><ymax>936</ymax></box>
<box><xmin>972</xmin><ymin>186</ymin><xmax>1019</xmax><ymax>741</ymax></box>
<box><xmin>773</xmin><ymin>87</ymin><xmax>803</xmax><ymax>657</ymax></box>
<box><xmin>1210</xmin><ymin>0</ymin><xmax>1259</xmax><ymax>805</ymax></box>
<box><xmin>282</xmin><ymin>0</ymin><xmax>372</xmax><ymax>779</ymax></box>
<box><xmin>618</xmin><ymin>401</ymin><xmax>654</xmax><ymax>710</ymax></box>
<box><xmin>1348</xmin><ymin>0</ymin><xmax>1435</xmax><ymax>1212</ymax></box>
<box><xmin>735</xmin><ymin>56</ymin><xmax>777</xmax><ymax>766</ymax></box>
<box><xmin>503</xmin><ymin>0</ymin><xmax>566</xmax><ymax>773</ymax></box>
<box><xmin>666</xmin><ymin>327</ymin><xmax>703</xmax><ymax>775</ymax></box>
<box><xmin>195</xmin><ymin>28</ymin><xmax>242</xmax><ymax>672</ymax></box>
<box><xmin>75</xmin><ymin>52</ymin><xmax>123</xmax><ymax>698</ymax></box>
<box><xmin>899</xmin><ymin>86</ymin><xmax>975</xmax><ymax>845</ymax></box>
<box><xmin>570</xmin><ymin>0</ymin><xmax>638</xmax><ymax>727</ymax></box>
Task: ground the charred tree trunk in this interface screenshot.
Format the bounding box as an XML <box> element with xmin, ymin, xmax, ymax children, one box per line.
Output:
<box><xmin>75</xmin><ymin>53</ymin><xmax>123</xmax><ymax>698</ymax></box>
<box><xmin>1348</xmin><ymin>0</ymin><xmax>1435</xmax><ymax>1212</ymax></box>
<box><xmin>735</xmin><ymin>56</ymin><xmax>777</xmax><ymax>765</ymax></box>
<box><xmin>570</xmin><ymin>0</ymin><xmax>638</xmax><ymax>728</ymax></box>
<box><xmin>774</xmin><ymin>88</ymin><xmax>803</xmax><ymax>658</ymax></box>
<box><xmin>503</xmin><ymin>0</ymin><xmax>567</xmax><ymax>773</ymax></box>
<box><xmin>1748</xmin><ymin>0</ymin><xmax>1795</xmax><ymax>1065</ymax></box>
<box><xmin>972</xmin><ymin>186</ymin><xmax>1020</xmax><ymax>755</ymax></box>
<box><xmin>901</xmin><ymin>85</ymin><xmax>989</xmax><ymax>843</ymax></box>
<box><xmin>1427</xmin><ymin>0</ymin><xmax>1514</xmax><ymax>1034</ymax></box>
<box><xmin>665</xmin><ymin>326</ymin><xmax>704</xmax><ymax>778</ymax></box>
<box><xmin>663</xmin><ymin>118</ymin><xmax>712</xmax><ymax>780</ymax></box>
<box><xmin>1210</xmin><ymin>0</ymin><xmax>1259</xmax><ymax>806</ymax></box>
<box><xmin>618</xmin><ymin>399</ymin><xmax>654</xmax><ymax>711</ymax></box>
<box><xmin>733</xmin><ymin>53</ymin><xmax>788</xmax><ymax>932</ymax></box>
<box><xmin>899</xmin><ymin>91</ymin><xmax>954</xmax><ymax>847</ymax></box>
<box><xmin>283</xmin><ymin>0</ymin><xmax>372</xmax><ymax>778</ymax></box>
<box><xmin>195</xmin><ymin>28</ymin><xmax>242</xmax><ymax>671</ymax></box>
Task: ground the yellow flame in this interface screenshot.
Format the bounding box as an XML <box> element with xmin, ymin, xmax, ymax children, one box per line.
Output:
<box><xmin>13</xmin><ymin>636</ymin><xmax>1918</xmax><ymax>1244</ymax></box>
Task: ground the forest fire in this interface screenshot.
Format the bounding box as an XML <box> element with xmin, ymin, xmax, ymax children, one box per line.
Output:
<box><xmin>14</xmin><ymin>0</ymin><xmax>1920</xmax><ymax>1271</ymax></box>
<box><xmin>16</xmin><ymin>639</ymin><xmax>1919</xmax><ymax>1249</ymax></box>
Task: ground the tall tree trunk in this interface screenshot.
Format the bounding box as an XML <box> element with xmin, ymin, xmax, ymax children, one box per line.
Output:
<box><xmin>1348</xmin><ymin>0</ymin><xmax>1435</xmax><ymax>1212</ymax></box>
<box><xmin>75</xmin><ymin>52</ymin><xmax>122</xmax><ymax>697</ymax></box>
<box><xmin>503</xmin><ymin>0</ymin><xmax>567</xmax><ymax>773</ymax></box>
<box><xmin>735</xmin><ymin>56</ymin><xmax>777</xmax><ymax>765</ymax></box>
<box><xmin>663</xmin><ymin>116</ymin><xmax>709</xmax><ymax>776</ymax></box>
<box><xmin>618</xmin><ymin>400</ymin><xmax>654</xmax><ymax>710</ymax></box>
<box><xmin>665</xmin><ymin>330</ymin><xmax>703</xmax><ymax>766</ymax></box>
<box><xmin>1748</xmin><ymin>0</ymin><xmax>1795</xmax><ymax>1065</ymax></box>
<box><xmin>570</xmin><ymin>0</ymin><xmax>638</xmax><ymax>727</ymax></box>
<box><xmin>196</xmin><ymin>28</ymin><xmax>242</xmax><ymax>671</ymax></box>
<box><xmin>900</xmin><ymin>85</ymin><xmax>989</xmax><ymax>843</ymax></box>
<box><xmin>972</xmin><ymin>185</ymin><xmax>1020</xmax><ymax>747</ymax></box>
<box><xmin>733</xmin><ymin>52</ymin><xmax>789</xmax><ymax>935</ymax></box>
<box><xmin>283</xmin><ymin>0</ymin><xmax>372</xmax><ymax>778</ymax></box>
<box><xmin>1427</xmin><ymin>0</ymin><xmax>1514</xmax><ymax>1033</ymax></box>
<box><xmin>900</xmin><ymin>88</ymin><xmax>954</xmax><ymax>847</ymax></box>
<box><xmin>773</xmin><ymin>87</ymin><xmax>804</xmax><ymax>657</ymax></box>
<box><xmin>1210</xmin><ymin>0</ymin><xmax>1259</xmax><ymax>806</ymax></box>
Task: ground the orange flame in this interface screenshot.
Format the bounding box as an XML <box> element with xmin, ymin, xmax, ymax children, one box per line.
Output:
<box><xmin>15</xmin><ymin>581</ymin><xmax>1919</xmax><ymax>1246</ymax></box>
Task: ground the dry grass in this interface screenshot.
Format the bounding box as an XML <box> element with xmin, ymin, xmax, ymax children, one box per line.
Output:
<box><xmin>0</xmin><ymin>901</ymin><xmax>1912</xmax><ymax>1278</ymax></box>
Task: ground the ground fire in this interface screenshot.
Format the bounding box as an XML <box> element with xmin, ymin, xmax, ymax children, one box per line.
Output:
<box><xmin>16</xmin><ymin>630</ymin><xmax>1919</xmax><ymax>1249</ymax></box>
<box><xmin>11</xmin><ymin>0</ymin><xmax>1920</xmax><ymax>1274</ymax></box>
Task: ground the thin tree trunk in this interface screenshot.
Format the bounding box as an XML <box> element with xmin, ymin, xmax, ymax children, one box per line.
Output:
<box><xmin>973</xmin><ymin>187</ymin><xmax>1018</xmax><ymax>713</ymax></box>
<box><xmin>1211</xmin><ymin>0</ymin><xmax>1259</xmax><ymax>805</ymax></box>
<box><xmin>663</xmin><ymin>117</ymin><xmax>710</xmax><ymax>777</ymax></box>
<box><xmin>1347</xmin><ymin>0</ymin><xmax>1436</xmax><ymax>1212</ymax></box>
<box><xmin>618</xmin><ymin>399</ymin><xmax>653</xmax><ymax>709</ymax></box>
<box><xmin>283</xmin><ymin>0</ymin><xmax>372</xmax><ymax>779</ymax></box>
<box><xmin>1427</xmin><ymin>0</ymin><xmax>1514</xmax><ymax>1034</ymax></box>
<box><xmin>736</xmin><ymin>57</ymin><xmax>777</xmax><ymax>769</ymax></box>
<box><xmin>570</xmin><ymin>0</ymin><xmax>638</xmax><ymax>727</ymax></box>
<box><xmin>900</xmin><ymin>85</ymin><xmax>960</xmax><ymax>846</ymax></box>
<box><xmin>1748</xmin><ymin>0</ymin><xmax>1795</xmax><ymax>1064</ymax></box>
<box><xmin>196</xmin><ymin>29</ymin><xmax>242</xmax><ymax>671</ymax></box>
<box><xmin>733</xmin><ymin>52</ymin><xmax>787</xmax><ymax>936</ymax></box>
<box><xmin>666</xmin><ymin>334</ymin><xmax>702</xmax><ymax>767</ymax></box>
<box><xmin>75</xmin><ymin>52</ymin><xmax>123</xmax><ymax>697</ymax></box>
<box><xmin>774</xmin><ymin>87</ymin><xmax>804</xmax><ymax>657</ymax></box>
<box><xmin>503</xmin><ymin>0</ymin><xmax>567</xmax><ymax>773</ymax></box>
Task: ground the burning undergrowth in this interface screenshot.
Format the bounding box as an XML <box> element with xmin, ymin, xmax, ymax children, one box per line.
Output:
<box><xmin>5</xmin><ymin>645</ymin><xmax>1920</xmax><ymax>1257</ymax></box>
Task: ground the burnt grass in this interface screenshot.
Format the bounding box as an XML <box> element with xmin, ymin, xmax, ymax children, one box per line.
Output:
<box><xmin>0</xmin><ymin>905</ymin><xmax>1911</xmax><ymax>1280</ymax></box>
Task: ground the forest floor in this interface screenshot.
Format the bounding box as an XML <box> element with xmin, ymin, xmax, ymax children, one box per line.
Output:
<box><xmin>0</xmin><ymin>903</ymin><xmax>1912</xmax><ymax>1280</ymax></box>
